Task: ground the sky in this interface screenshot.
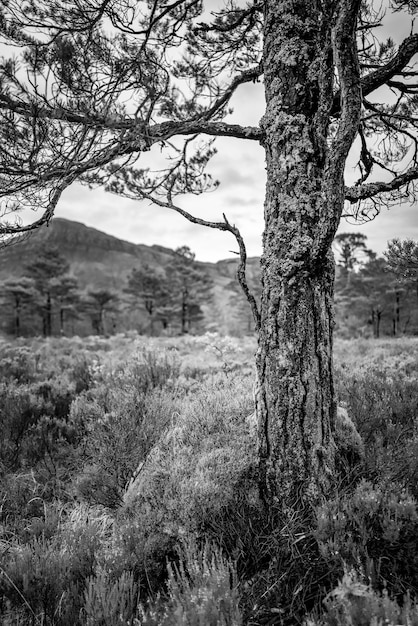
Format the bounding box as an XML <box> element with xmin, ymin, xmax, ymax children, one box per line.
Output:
<box><xmin>14</xmin><ymin>4</ymin><xmax>418</xmax><ymax>263</ymax></box>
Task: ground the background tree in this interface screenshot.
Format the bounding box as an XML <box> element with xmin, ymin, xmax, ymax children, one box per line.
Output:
<box><xmin>84</xmin><ymin>289</ymin><xmax>119</xmax><ymax>336</ymax></box>
<box><xmin>352</xmin><ymin>258</ymin><xmax>392</xmax><ymax>338</ymax></box>
<box><xmin>124</xmin><ymin>265</ymin><xmax>168</xmax><ymax>335</ymax></box>
<box><xmin>226</xmin><ymin>273</ymin><xmax>262</xmax><ymax>335</ymax></box>
<box><xmin>25</xmin><ymin>249</ymin><xmax>70</xmax><ymax>336</ymax></box>
<box><xmin>49</xmin><ymin>275</ymin><xmax>81</xmax><ymax>335</ymax></box>
<box><xmin>335</xmin><ymin>254</ymin><xmax>418</xmax><ymax>337</ymax></box>
<box><xmin>333</xmin><ymin>232</ymin><xmax>374</xmax><ymax>286</ymax></box>
<box><xmin>167</xmin><ymin>246</ymin><xmax>211</xmax><ymax>334</ymax></box>
<box><xmin>385</xmin><ymin>238</ymin><xmax>418</xmax><ymax>329</ymax></box>
<box><xmin>385</xmin><ymin>239</ymin><xmax>418</xmax><ymax>287</ymax></box>
<box><xmin>0</xmin><ymin>277</ymin><xmax>37</xmax><ymax>336</ymax></box>
<box><xmin>1</xmin><ymin>0</ymin><xmax>418</xmax><ymax>504</ymax></box>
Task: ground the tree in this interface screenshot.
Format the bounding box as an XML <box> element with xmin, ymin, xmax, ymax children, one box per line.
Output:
<box><xmin>385</xmin><ymin>239</ymin><xmax>418</xmax><ymax>281</ymax></box>
<box><xmin>345</xmin><ymin>258</ymin><xmax>391</xmax><ymax>338</ymax></box>
<box><xmin>0</xmin><ymin>277</ymin><xmax>37</xmax><ymax>336</ymax></box>
<box><xmin>125</xmin><ymin>265</ymin><xmax>168</xmax><ymax>335</ymax></box>
<box><xmin>25</xmin><ymin>249</ymin><xmax>70</xmax><ymax>336</ymax></box>
<box><xmin>167</xmin><ymin>246</ymin><xmax>211</xmax><ymax>334</ymax></box>
<box><xmin>385</xmin><ymin>238</ymin><xmax>418</xmax><ymax>329</ymax></box>
<box><xmin>49</xmin><ymin>275</ymin><xmax>81</xmax><ymax>335</ymax></box>
<box><xmin>84</xmin><ymin>289</ymin><xmax>119</xmax><ymax>335</ymax></box>
<box><xmin>1</xmin><ymin>0</ymin><xmax>418</xmax><ymax>505</ymax></box>
<box><xmin>333</xmin><ymin>232</ymin><xmax>373</xmax><ymax>285</ymax></box>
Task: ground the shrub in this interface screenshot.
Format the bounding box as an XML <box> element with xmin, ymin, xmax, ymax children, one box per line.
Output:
<box><xmin>315</xmin><ymin>480</ymin><xmax>418</xmax><ymax>599</ymax></box>
<box><xmin>72</xmin><ymin>387</ymin><xmax>179</xmax><ymax>508</ymax></box>
<box><xmin>83</xmin><ymin>568</ymin><xmax>139</xmax><ymax>626</ymax></box>
<box><xmin>139</xmin><ymin>541</ymin><xmax>242</xmax><ymax>626</ymax></box>
<box><xmin>306</xmin><ymin>569</ymin><xmax>418</xmax><ymax>626</ymax></box>
<box><xmin>335</xmin><ymin>367</ymin><xmax>418</xmax><ymax>494</ymax></box>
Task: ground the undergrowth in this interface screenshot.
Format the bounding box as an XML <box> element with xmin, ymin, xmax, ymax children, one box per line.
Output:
<box><xmin>0</xmin><ymin>333</ymin><xmax>417</xmax><ymax>624</ymax></box>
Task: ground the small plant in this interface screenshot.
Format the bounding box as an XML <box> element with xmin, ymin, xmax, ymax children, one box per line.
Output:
<box><xmin>83</xmin><ymin>567</ymin><xmax>139</xmax><ymax>625</ymax></box>
<box><xmin>140</xmin><ymin>541</ymin><xmax>242</xmax><ymax>626</ymax></box>
<box><xmin>306</xmin><ymin>568</ymin><xmax>418</xmax><ymax>626</ymax></box>
<box><xmin>195</xmin><ymin>332</ymin><xmax>243</xmax><ymax>374</ymax></box>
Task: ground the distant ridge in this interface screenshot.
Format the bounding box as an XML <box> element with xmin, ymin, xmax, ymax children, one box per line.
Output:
<box><xmin>0</xmin><ymin>217</ymin><xmax>261</xmax><ymax>335</ymax></box>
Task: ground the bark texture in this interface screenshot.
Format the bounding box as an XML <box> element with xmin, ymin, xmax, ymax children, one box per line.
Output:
<box><xmin>257</xmin><ymin>0</ymin><xmax>361</xmax><ymax>505</ymax></box>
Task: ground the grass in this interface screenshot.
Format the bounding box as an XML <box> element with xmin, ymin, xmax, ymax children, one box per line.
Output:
<box><xmin>0</xmin><ymin>332</ymin><xmax>417</xmax><ymax>624</ymax></box>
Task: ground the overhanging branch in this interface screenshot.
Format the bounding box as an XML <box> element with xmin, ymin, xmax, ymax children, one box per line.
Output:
<box><xmin>345</xmin><ymin>165</ymin><xmax>418</xmax><ymax>201</ymax></box>
<box><xmin>0</xmin><ymin>175</ymin><xmax>74</xmax><ymax>236</ymax></box>
<box><xmin>128</xmin><ymin>190</ymin><xmax>261</xmax><ymax>332</ymax></box>
<box><xmin>0</xmin><ymin>95</ymin><xmax>263</xmax><ymax>142</ymax></box>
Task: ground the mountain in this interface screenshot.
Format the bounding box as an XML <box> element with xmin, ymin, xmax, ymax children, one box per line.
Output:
<box><xmin>0</xmin><ymin>218</ymin><xmax>261</xmax><ymax>335</ymax></box>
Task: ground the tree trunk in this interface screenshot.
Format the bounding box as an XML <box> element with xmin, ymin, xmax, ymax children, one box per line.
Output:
<box><xmin>376</xmin><ymin>310</ymin><xmax>381</xmax><ymax>339</ymax></box>
<box><xmin>14</xmin><ymin>297</ymin><xmax>21</xmax><ymax>337</ymax></box>
<box><xmin>181</xmin><ymin>288</ymin><xmax>189</xmax><ymax>334</ymax></box>
<box><xmin>395</xmin><ymin>291</ymin><xmax>400</xmax><ymax>335</ymax></box>
<box><xmin>46</xmin><ymin>291</ymin><xmax>52</xmax><ymax>336</ymax></box>
<box><xmin>99</xmin><ymin>308</ymin><xmax>105</xmax><ymax>335</ymax></box>
<box><xmin>257</xmin><ymin>0</ymin><xmax>361</xmax><ymax>505</ymax></box>
<box><xmin>60</xmin><ymin>305</ymin><xmax>65</xmax><ymax>335</ymax></box>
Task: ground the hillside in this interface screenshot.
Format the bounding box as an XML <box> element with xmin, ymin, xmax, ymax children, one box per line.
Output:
<box><xmin>0</xmin><ymin>218</ymin><xmax>261</xmax><ymax>335</ymax></box>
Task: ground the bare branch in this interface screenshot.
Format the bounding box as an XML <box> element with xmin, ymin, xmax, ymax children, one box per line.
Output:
<box><xmin>331</xmin><ymin>0</ymin><xmax>362</xmax><ymax>161</ymax></box>
<box><xmin>345</xmin><ymin>164</ymin><xmax>418</xmax><ymax>201</ymax></box>
<box><xmin>148</xmin><ymin>194</ymin><xmax>261</xmax><ymax>331</ymax></box>
<box><xmin>200</xmin><ymin>64</ymin><xmax>263</xmax><ymax>121</ymax></box>
<box><xmin>106</xmin><ymin>184</ymin><xmax>261</xmax><ymax>332</ymax></box>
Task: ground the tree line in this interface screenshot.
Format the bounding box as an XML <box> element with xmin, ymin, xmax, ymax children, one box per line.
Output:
<box><xmin>0</xmin><ymin>246</ymin><xmax>210</xmax><ymax>337</ymax></box>
<box><xmin>334</xmin><ymin>234</ymin><xmax>418</xmax><ymax>338</ymax></box>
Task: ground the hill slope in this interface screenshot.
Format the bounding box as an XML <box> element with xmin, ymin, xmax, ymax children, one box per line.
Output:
<box><xmin>0</xmin><ymin>218</ymin><xmax>260</xmax><ymax>335</ymax></box>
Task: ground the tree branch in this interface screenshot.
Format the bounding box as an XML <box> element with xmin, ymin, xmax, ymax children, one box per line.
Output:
<box><xmin>200</xmin><ymin>64</ymin><xmax>263</xmax><ymax>121</ymax></box>
<box><xmin>0</xmin><ymin>175</ymin><xmax>74</xmax><ymax>236</ymax></box>
<box><xmin>124</xmin><ymin>190</ymin><xmax>261</xmax><ymax>331</ymax></box>
<box><xmin>345</xmin><ymin>165</ymin><xmax>418</xmax><ymax>201</ymax></box>
<box><xmin>195</xmin><ymin>2</ymin><xmax>262</xmax><ymax>34</ymax></box>
<box><xmin>0</xmin><ymin>91</ymin><xmax>263</xmax><ymax>142</ymax></box>
<box><xmin>331</xmin><ymin>0</ymin><xmax>362</xmax><ymax>162</ymax></box>
<box><xmin>331</xmin><ymin>33</ymin><xmax>418</xmax><ymax>115</ymax></box>
<box><xmin>149</xmin><ymin>120</ymin><xmax>263</xmax><ymax>142</ymax></box>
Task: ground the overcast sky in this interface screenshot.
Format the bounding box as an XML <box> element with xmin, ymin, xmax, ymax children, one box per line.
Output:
<box><xmin>27</xmin><ymin>6</ymin><xmax>418</xmax><ymax>262</ymax></box>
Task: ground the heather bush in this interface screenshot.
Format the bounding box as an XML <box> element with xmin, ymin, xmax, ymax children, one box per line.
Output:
<box><xmin>315</xmin><ymin>480</ymin><xmax>418</xmax><ymax>599</ymax></box>
<box><xmin>306</xmin><ymin>569</ymin><xmax>418</xmax><ymax>626</ymax></box>
<box><xmin>139</xmin><ymin>541</ymin><xmax>242</xmax><ymax>626</ymax></box>
<box><xmin>83</xmin><ymin>568</ymin><xmax>138</xmax><ymax>625</ymax></box>
<box><xmin>71</xmin><ymin>351</ymin><xmax>182</xmax><ymax>508</ymax></box>
<box><xmin>0</xmin><ymin>503</ymin><xmax>114</xmax><ymax>624</ymax></box>
<box><xmin>335</xmin><ymin>351</ymin><xmax>418</xmax><ymax>495</ymax></box>
<box><xmin>122</xmin><ymin>372</ymin><xmax>257</xmax><ymax>537</ymax></box>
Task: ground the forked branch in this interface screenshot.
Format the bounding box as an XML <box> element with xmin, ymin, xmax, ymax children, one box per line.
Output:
<box><xmin>133</xmin><ymin>191</ymin><xmax>261</xmax><ymax>332</ymax></box>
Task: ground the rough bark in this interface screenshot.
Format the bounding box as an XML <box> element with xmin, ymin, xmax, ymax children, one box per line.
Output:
<box><xmin>257</xmin><ymin>0</ymin><xmax>361</xmax><ymax>506</ymax></box>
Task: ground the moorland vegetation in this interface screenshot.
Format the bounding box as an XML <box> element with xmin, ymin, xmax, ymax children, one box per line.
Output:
<box><xmin>1</xmin><ymin>332</ymin><xmax>418</xmax><ymax>625</ymax></box>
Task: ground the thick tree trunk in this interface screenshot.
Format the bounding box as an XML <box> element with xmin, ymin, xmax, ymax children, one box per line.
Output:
<box><xmin>257</xmin><ymin>0</ymin><xmax>361</xmax><ymax>505</ymax></box>
<box><xmin>256</xmin><ymin>258</ymin><xmax>337</xmax><ymax>504</ymax></box>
